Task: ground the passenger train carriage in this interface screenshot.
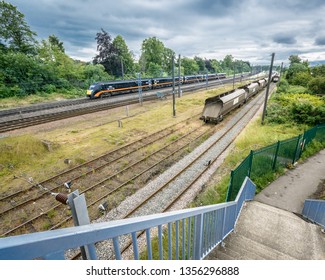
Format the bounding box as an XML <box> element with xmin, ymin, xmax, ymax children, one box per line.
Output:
<box><xmin>86</xmin><ymin>73</ymin><xmax>227</xmax><ymax>99</ymax></box>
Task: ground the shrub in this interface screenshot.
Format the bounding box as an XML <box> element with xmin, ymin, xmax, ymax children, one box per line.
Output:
<box><xmin>308</xmin><ymin>77</ymin><xmax>325</xmax><ymax>95</ymax></box>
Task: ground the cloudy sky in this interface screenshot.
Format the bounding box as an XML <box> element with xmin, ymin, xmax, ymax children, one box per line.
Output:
<box><xmin>8</xmin><ymin>0</ymin><xmax>325</xmax><ymax>66</ymax></box>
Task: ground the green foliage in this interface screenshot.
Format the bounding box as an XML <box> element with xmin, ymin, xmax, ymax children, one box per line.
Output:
<box><xmin>286</xmin><ymin>63</ymin><xmax>309</xmax><ymax>84</ymax></box>
<box><xmin>291</xmin><ymin>71</ymin><xmax>312</xmax><ymax>87</ymax></box>
<box><xmin>308</xmin><ymin>76</ymin><xmax>325</xmax><ymax>95</ymax></box>
<box><xmin>266</xmin><ymin>91</ymin><xmax>325</xmax><ymax>126</ymax></box>
<box><xmin>113</xmin><ymin>35</ymin><xmax>134</xmax><ymax>76</ymax></box>
<box><xmin>311</xmin><ymin>65</ymin><xmax>325</xmax><ymax>77</ymax></box>
<box><xmin>277</xmin><ymin>79</ymin><xmax>289</xmax><ymax>93</ymax></box>
<box><xmin>0</xmin><ymin>0</ymin><xmax>37</xmax><ymax>54</ymax></box>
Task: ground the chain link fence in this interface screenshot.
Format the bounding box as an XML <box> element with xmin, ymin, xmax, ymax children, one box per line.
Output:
<box><xmin>226</xmin><ymin>123</ymin><xmax>325</xmax><ymax>201</ymax></box>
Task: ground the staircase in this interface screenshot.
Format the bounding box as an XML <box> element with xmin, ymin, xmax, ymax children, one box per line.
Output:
<box><xmin>205</xmin><ymin>200</ymin><xmax>325</xmax><ymax>260</ymax></box>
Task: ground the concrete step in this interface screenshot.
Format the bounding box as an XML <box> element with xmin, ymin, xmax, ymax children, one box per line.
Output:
<box><xmin>224</xmin><ymin>233</ymin><xmax>295</xmax><ymax>260</ymax></box>
<box><xmin>206</xmin><ymin>201</ymin><xmax>325</xmax><ymax>260</ymax></box>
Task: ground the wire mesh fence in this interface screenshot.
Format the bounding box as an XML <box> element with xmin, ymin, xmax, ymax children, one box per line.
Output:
<box><xmin>226</xmin><ymin>123</ymin><xmax>325</xmax><ymax>201</ymax></box>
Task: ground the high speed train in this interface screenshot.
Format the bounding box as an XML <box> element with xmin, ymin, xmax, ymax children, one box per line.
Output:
<box><xmin>86</xmin><ymin>73</ymin><xmax>227</xmax><ymax>99</ymax></box>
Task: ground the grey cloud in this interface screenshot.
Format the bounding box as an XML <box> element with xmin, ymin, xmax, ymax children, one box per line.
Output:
<box><xmin>273</xmin><ymin>34</ymin><xmax>297</xmax><ymax>45</ymax></box>
<box><xmin>314</xmin><ymin>36</ymin><xmax>325</xmax><ymax>46</ymax></box>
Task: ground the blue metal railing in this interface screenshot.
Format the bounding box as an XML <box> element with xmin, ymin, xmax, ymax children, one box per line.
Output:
<box><xmin>302</xmin><ymin>199</ymin><xmax>325</xmax><ymax>228</ymax></box>
<box><xmin>0</xmin><ymin>177</ymin><xmax>256</xmax><ymax>260</ymax></box>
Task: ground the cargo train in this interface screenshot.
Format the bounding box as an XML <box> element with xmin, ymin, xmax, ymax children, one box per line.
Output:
<box><xmin>200</xmin><ymin>77</ymin><xmax>271</xmax><ymax>123</ymax></box>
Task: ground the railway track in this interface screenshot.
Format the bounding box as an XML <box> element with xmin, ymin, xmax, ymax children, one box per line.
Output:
<box><xmin>0</xmin><ymin>75</ymin><xmax>252</xmax><ymax>133</ymax></box>
<box><xmin>0</xmin><ymin>113</ymin><xmax>216</xmax><ymax>237</ymax></box>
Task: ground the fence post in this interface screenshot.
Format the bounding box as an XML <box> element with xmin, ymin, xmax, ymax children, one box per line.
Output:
<box><xmin>272</xmin><ymin>141</ymin><xmax>281</xmax><ymax>170</ymax></box>
<box><xmin>293</xmin><ymin>134</ymin><xmax>302</xmax><ymax>164</ymax></box>
<box><xmin>67</xmin><ymin>190</ymin><xmax>97</xmax><ymax>260</ymax></box>
<box><xmin>247</xmin><ymin>150</ymin><xmax>254</xmax><ymax>177</ymax></box>
<box><xmin>226</xmin><ymin>171</ymin><xmax>234</xmax><ymax>202</ymax></box>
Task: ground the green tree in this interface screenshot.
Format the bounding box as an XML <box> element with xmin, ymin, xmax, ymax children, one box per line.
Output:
<box><xmin>311</xmin><ymin>65</ymin><xmax>325</xmax><ymax>77</ymax></box>
<box><xmin>288</xmin><ymin>54</ymin><xmax>302</xmax><ymax>65</ymax></box>
<box><xmin>221</xmin><ymin>54</ymin><xmax>234</xmax><ymax>70</ymax></box>
<box><xmin>84</xmin><ymin>64</ymin><xmax>112</xmax><ymax>85</ymax></box>
<box><xmin>0</xmin><ymin>0</ymin><xmax>37</xmax><ymax>54</ymax></box>
<box><xmin>48</xmin><ymin>34</ymin><xmax>65</xmax><ymax>53</ymax></box>
<box><xmin>112</xmin><ymin>35</ymin><xmax>134</xmax><ymax>77</ymax></box>
<box><xmin>308</xmin><ymin>77</ymin><xmax>325</xmax><ymax>95</ymax></box>
<box><xmin>194</xmin><ymin>56</ymin><xmax>206</xmax><ymax>73</ymax></box>
<box><xmin>286</xmin><ymin>63</ymin><xmax>309</xmax><ymax>84</ymax></box>
<box><xmin>140</xmin><ymin>37</ymin><xmax>165</xmax><ymax>71</ymax></box>
<box><xmin>181</xmin><ymin>57</ymin><xmax>199</xmax><ymax>75</ymax></box>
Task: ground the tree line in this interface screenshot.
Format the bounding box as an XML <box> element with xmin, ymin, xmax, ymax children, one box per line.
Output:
<box><xmin>0</xmin><ymin>1</ymin><xmax>260</xmax><ymax>98</ymax></box>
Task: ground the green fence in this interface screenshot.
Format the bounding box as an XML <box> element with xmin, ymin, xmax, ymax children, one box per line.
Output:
<box><xmin>226</xmin><ymin>123</ymin><xmax>325</xmax><ymax>202</ymax></box>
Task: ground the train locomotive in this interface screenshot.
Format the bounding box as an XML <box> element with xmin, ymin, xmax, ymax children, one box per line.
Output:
<box><xmin>86</xmin><ymin>73</ymin><xmax>227</xmax><ymax>99</ymax></box>
<box><xmin>200</xmin><ymin>77</ymin><xmax>269</xmax><ymax>123</ymax></box>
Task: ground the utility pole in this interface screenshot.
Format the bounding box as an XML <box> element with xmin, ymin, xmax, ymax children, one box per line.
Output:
<box><xmin>172</xmin><ymin>55</ymin><xmax>176</xmax><ymax>117</ymax></box>
<box><xmin>178</xmin><ymin>54</ymin><xmax>181</xmax><ymax>97</ymax></box>
<box><xmin>137</xmin><ymin>73</ymin><xmax>143</xmax><ymax>105</ymax></box>
<box><xmin>121</xmin><ymin>58</ymin><xmax>124</xmax><ymax>80</ymax></box>
<box><xmin>232</xmin><ymin>61</ymin><xmax>236</xmax><ymax>89</ymax></box>
<box><xmin>261</xmin><ymin>53</ymin><xmax>275</xmax><ymax>125</ymax></box>
<box><xmin>279</xmin><ymin>62</ymin><xmax>283</xmax><ymax>84</ymax></box>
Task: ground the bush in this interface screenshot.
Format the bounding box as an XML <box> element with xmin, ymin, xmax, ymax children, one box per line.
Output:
<box><xmin>277</xmin><ymin>80</ymin><xmax>289</xmax><ymax>93</ymax></box>
<box><xmin>308</xmin><ymin>77</ymin><xmax>325</xmax><ymax>95</ymax></box>
<box><xmin>291</xmin><ymin>72</ymin><xmax>312</xmax><ymax>87</ymax></box>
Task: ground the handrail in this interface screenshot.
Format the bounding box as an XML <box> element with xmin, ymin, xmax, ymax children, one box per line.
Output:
<box><xmin>0</xmin><ymin>177</ymin><xmax>256</xmax><ymax>260</ymax></box>
<box><xmin>302</xmin><ymin>199</ymin><xmax>325</xmax><ymax>228</ymax></box>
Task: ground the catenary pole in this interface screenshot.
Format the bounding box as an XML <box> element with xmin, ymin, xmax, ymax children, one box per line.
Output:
<box><xmin>261</xmin><ymin>52</ymin><xmax>275</xmax><ymax>125</ymax></box>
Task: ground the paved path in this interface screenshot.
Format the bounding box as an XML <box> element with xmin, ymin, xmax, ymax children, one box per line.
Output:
<box><xmin>255</xmin><ymin>149</ymin><xmax>325</xmax><ymax>213</ymax></box>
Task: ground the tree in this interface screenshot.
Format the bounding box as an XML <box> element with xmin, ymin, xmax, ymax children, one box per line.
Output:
<box><xmin>286</xmin><ymin>63</ymin><xmax>309</xmax><ymax>84</ymax></box>
<box><xmin>181</xmin><ymin>57</ymin><xmax>199</xmax><ymax>75</ymax></box>
<box><xmin>140</xmin><ymin>37</ymin><xmax>165</xmax><ymax>71</ymax></box>
<box><xmin>311</xmin><ymin>65</ymin><xmax>325</xmax><ymax>77</ymax></box>
<box><xmin>221</xmin><ymin>54</ymin><xmax>234</xmax><ymax>70</ymax></box>
<box><xmin>49</xmin><ymin>34</ymin><xmax>65</xmax><ymax>53</ymax></box>
<box><xmin>0</xmin><ymin>0</ymin><xmax>37</xmax><ymax>54</ymax></box>
<box><xmin>288</xmin><ymin>55</ymin><xmax>302</xmax><ymax>65</ymax></box>
<box><xmin>194</xmin><ymin>56</ymin><xmax>206</xmax><ymax>73</ymax></box>
<box><xmin>112</xmin><ymin>35</ymin><xmax>134</xmax><ymax>77</ymax></box>
<box><xmin>93</xmin><ymin>28</ymin><xmax>119</xmax><ymax>76</ymax></box>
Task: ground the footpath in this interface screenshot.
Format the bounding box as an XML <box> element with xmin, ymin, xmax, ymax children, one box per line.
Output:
<box><xmin>255</xmin><ymin>148</ymin><xmax>325</xmax><ymax>213</ymax></box>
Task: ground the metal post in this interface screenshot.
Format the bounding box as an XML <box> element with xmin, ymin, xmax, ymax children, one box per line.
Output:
<box><xmin>67</xmin><ymin>190</ymin><xmax>97</xmax><ymax>260</ymax></box>
<box><xmin>279</xmin><ymin>62</ymin><xmax>283</xmax><ymax>84</ymax></box>
<box><xmin>247</xmin><ymin>150</ymin><xmax>254</xmax><ymax>177</ymax></box>
<box><xmin>206</xmin><ymin>71</ymin><xmax>208</xmax><ymax>89</ymax></box>
<box><xmin>232</xmin><ymin>62</ymin><xmax>236</xmax><ymax>89</ymax></box>
<box><xmin>178</xmin><ymin>54</ymin><xmax>181</xmax><ymax>97</ymax></box>
<box><xmin>226</xmin><ymin>170</ymin><xmax>234</xmax><ymax>202</ymax></box>
<box><xmin>137</xmin><ymin>73</ymin><xmax>143</xmax><ymax>105</ymax></box>
<box><xmin>121</xmin><ymin>58</ymin><xmax>124</xmax><ymax>80</ymax></box>
<box><xmin>272</xmin><ymin>141</ymin><xmax>281</xmax><ymax>170</ymax></box>
<box><xmin>172</xmin><ymin>55</ymin><xmax>176</xmax><ymax>117</ymax></box>
<box><xmin>261</xmin><ymin>53</ymin><xmax>275</xmax><ymax>125</ymax></box>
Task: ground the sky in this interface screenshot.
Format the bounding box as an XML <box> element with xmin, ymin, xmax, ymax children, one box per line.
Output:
<box><xmin>7</xmin><ymin>0</ymin><xmax>325</xmax><ymax>66</ymax></box>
